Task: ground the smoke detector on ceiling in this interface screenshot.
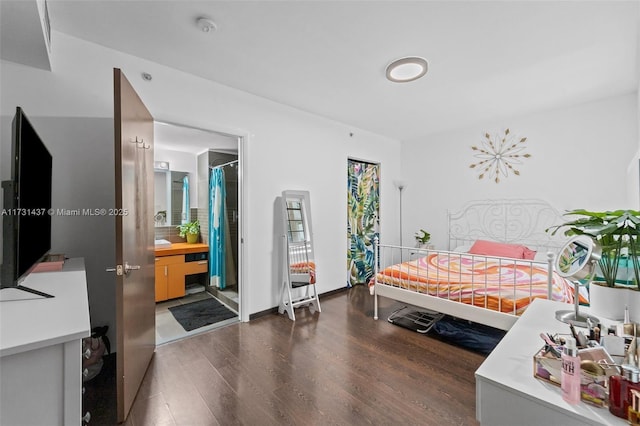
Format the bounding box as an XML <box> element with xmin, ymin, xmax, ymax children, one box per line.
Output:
<box><xmin>196</xmin><ymin>17</ymin><xmax>217</xmax><ymax>33</ymax></box>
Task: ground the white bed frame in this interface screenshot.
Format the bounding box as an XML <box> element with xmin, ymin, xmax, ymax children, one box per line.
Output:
<box><xmin>372</xmin><ymin>199</ymin><xmax>569</xmax><ymax>331</ymax></box>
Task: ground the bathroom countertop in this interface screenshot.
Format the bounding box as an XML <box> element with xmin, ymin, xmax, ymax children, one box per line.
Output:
<box><xmin>155</xmin><ymin>242</ymin><xmax>209</xmax><ymax>257</ymax></box>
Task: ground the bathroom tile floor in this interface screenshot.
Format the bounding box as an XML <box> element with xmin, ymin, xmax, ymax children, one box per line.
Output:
<box><xmin>155</xmin><ymin>290</ymin><xmax>239</xmax><ymax>345</ymax></box>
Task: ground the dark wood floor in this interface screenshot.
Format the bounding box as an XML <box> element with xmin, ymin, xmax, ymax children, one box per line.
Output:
<box><xmin>84</xmin><ymin>285</ymin><xmax>486</xmax><ymax>425</ymax></box>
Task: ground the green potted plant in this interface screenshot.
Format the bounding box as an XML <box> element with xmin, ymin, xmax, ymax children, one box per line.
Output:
<box><xmin>548</xmin><ymin>209</ymin><xmax>640</xmax><ymax>288</ymax></box>
<box><xmin>177</xmin><ymin>220</ymin><xmax>200</xmax><ymax>244</ymax></box>
<box><xmin>414</xmin><ymin>229</ymin><xmax>431</xmax><ymax>248</ymax></box>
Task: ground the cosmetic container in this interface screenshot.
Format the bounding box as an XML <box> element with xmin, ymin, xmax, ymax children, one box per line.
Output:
<box><xmin>561</xmin><ymin>336</ymin><xmax>581</xmax><ymax>404</ymax></box>
<box><xmin>626</xmin><ymin>336</ymin><xmax>638</xmax><ymax>368</ymax></box>
<box><xmin>593</xmin><ymin>325</ymin><xmax>601</xmax><ymax>343</ymax></box>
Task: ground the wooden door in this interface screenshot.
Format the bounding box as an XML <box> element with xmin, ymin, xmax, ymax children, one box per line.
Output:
<box><xmin>347</xmin><ymin>159</ymin><xmax>380</xmax><ymax>286</ymax></box>
<box><xmin>113</xmin><ymin>68</ymin><xmax>155</xmax><ymax>423</ymax></box>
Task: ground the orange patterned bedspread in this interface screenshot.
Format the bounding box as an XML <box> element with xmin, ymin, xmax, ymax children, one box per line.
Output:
<box><xmin>371</xmin><ymin>253</ymin><xmax>581</xmax><ymax>315</ymax></box>
<box><xmin>290</xmin><ymin>261</ymin><xmax>316</xmax><ymax>284</ymax></box>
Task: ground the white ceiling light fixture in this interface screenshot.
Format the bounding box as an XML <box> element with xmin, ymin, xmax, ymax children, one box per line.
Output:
<box><xmin>196</xmin><ymin>17</ymin><xmax>217</xmax><ymax>33</ymax></box>
<box><xmin>385</xmin><ymin>57</ymin><xmax>428</xmax><ymax>83</ymax></box>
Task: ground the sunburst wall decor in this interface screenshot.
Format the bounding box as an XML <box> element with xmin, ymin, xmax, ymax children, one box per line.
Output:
<box><xmin>469</xmin><ymin>128</ymin><xmax>531</xmax><ymax>183</ymax></box>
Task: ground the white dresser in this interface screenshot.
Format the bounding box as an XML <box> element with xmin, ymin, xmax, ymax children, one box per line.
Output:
<box><xmin>475</xmin><ymin>298</ymin><xmax>627</xmax><ymax>425</ymax></box>
<box><xmin>0</xmin><ymin>258</ymin><xmax>91</xmax><ymax>426</ymax></box>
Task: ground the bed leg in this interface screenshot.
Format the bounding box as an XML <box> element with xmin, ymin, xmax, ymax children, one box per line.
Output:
<box><xmin>374</xmin><ymin>291</ymin><xmax>379</xmax><ymax>320</ymax></box>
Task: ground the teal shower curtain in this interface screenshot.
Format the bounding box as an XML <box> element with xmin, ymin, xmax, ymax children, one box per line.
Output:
<box><xmin>209</xmin><ymin>167</ymin><xmax>226</xmax><ymax>289</ymax></box>
<box><xmin>182</xmin><ymin>175</ymin><xmax>189</xmax><ymax>224</ymax></box>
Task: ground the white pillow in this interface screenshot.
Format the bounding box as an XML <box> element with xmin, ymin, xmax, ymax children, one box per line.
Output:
<box><xmin>453</xmin><ymin>245</ymin><xmax>472</xmax><ymax>253</ymax></box>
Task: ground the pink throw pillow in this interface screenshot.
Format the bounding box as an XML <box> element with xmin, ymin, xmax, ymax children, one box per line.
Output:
<box><xmin>468</xmin><ymin>240</ymin><xmax>526</xmax><ymax>259</ymax></box>
<box><xmin>522</xmin><ymin>247</ymin><xmax>537</xmax><ymax>260</ymax></box>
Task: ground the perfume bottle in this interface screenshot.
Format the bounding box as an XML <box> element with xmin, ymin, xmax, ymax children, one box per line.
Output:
<box><xmin>624</xmin><ymin>367</ymin><xmax>640</xmax><ymax>419</ymax></box>
<box><xmin>561</xmin><ymin>336</ymin><xmax>581</xmax><ymax>404</ymax></box>
<box><xmin>610</xmin><ymin>365</ymin><xmax>632</xmax><ymax>418</ymax></box>
<box><xmin>629</xmin><ymin>389</ymin><xmax>640</xmax><ymax>426</ymax></box>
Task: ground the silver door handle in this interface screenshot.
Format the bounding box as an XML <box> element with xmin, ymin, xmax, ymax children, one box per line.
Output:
<box><xmin>124</xmin><ymin>262</ymin><xmax>140</xmax><ymax>275</ymax></box>
<box><xmin>105</xmin><ymin>263</ymin><xmax>140</xmax><ymax>276</ymax></box>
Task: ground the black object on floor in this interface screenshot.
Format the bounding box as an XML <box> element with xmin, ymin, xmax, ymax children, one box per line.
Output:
<box><xmin>169</xmin><ymin>297</ymin><xmax>237</xmax><ymax>331</ymax></box>
<box><xmin>430</xmin><ymin>315</ymin><xmax>506</xmax><ymax>355</ymax></box>
<box><xmin>388</xmin><ymin>307</ymin><xmax>506</xmax><ymax>355</ymax></box>
<box><xmin>388</xmin><ymin>307</ymin><xmax>444</xmax><ymax>334</ymax></box>
<box><xmin>82</xmin><ymin>352</ymin><xmax>117</xmax><ymax>425</ymax></box>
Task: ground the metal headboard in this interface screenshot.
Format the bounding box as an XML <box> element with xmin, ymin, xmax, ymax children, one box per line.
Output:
<box><xmin>447</xmin><ymin>198</ymin><xmax>568</xmax><ymax>254</ymax></box>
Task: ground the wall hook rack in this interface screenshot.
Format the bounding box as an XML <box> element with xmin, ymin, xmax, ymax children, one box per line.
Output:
<box><xmin>130</xmin><ymin>136</ymin><xmax>150</xmax><ymax>149</ymax></box>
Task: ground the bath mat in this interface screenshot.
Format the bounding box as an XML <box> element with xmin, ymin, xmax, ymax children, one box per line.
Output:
<box><xmin>169</xmin><ymin>297</ymin><xmax>237</xmax><ymax>332</ymax></box>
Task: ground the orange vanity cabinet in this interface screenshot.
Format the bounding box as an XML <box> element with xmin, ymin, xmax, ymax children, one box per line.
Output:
<box><xmin>155</xmin><ymin>255</ymin><xmax>184</xmax><ymax>301</ymax></box>
<box><xmin>154</xmin><ymin>243</ymin><xmax>209</xmax><ymax>302</ymax></box>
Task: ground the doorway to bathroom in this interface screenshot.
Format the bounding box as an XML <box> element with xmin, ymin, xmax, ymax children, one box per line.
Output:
<box><xmin>153</xmin><ymin>121</ymin><xmax>242</xmax><ymax>345</ymax></box>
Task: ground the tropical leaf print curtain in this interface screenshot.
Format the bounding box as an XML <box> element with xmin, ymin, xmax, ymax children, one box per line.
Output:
<box><xmin>347</xmin><ymin>159</ymin><xmax>380</xmax><ymax>286</ymax></box>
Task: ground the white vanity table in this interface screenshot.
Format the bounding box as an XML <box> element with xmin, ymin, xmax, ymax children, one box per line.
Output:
<box><xmin>475</xmin><ymin>298</ymin><xmax>627</xmax><ymax>425</ymax></box>
<box><xmin>0</xmin><ymin>258</ymin><xmax>91</xmax><ymax>425</ymax></box>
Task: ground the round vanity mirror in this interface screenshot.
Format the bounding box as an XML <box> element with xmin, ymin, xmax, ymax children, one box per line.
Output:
<box><xmin>554</xmin><ymin>235</ymin><xmax>601</xmax><ymax>327</ymax></box>
<box><xmin>556</xmin><ymin>235</ymin><xmax>602</xmax><ymax>280</ymax></box>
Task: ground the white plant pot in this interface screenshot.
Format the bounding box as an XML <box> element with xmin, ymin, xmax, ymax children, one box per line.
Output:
<box><xmin>588</xmin><ymin>283</ymin><xmax>632</xmax><ymax>321</ymax></box>
<box><xmin>630</xmin><ymin>288</ymin><xmax>640</xmax><ymax>323</ymax></box>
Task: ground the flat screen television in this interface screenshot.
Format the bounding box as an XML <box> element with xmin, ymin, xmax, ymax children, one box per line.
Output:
<box><xmin>1</xmin><ymin>107</ymin><xmax>54</xmax><ymax>298</ymax></box>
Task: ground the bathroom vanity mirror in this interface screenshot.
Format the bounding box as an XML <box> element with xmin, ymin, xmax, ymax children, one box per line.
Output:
<box><xmin>154</xmin><ymin>170</ymin><xmax>190</xmax><ymax>226</ymax></box>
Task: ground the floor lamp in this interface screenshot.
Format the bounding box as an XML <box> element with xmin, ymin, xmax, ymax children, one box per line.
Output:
<box><xmin>394</xmin><ymin>180</ymin><xmax>406</xmax><ymax>261</ymax></box>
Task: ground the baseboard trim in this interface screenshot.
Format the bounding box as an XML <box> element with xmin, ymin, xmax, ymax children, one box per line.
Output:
<box><xmin>249</xmin><ymin>306</ymin><xmax>279</xmax><ymax>320</ymax></box>
<box><xmin>320</xmin><ymin>286</ymin><xmax>349</xmax><ymax>299</ymax></box>
<box><xmin>248</xmin><ymin>286</ymin><xmax>350</xmax><ymax>321</ymax></box>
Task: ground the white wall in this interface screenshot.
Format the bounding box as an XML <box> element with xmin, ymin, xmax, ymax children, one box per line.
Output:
<box><xmin>630</xmin><ymin>8</ymin><xmax>640</xmax><ymax>210</ymax></box>
<box><xmin>631</xmin><ymin>90</ymin><xmax>640</xmax><ymax>208</ymax></box>
<box><xmin>0</xmin><ymin>31</ymin><xmax>402</xmax><ymax>344</ymax></box>
<box><xmin>401</xmin><ymin>94</ymin><xmax>638</xmax><ymax>250</ymax></box>
<box><xmin>634</xmin><ymin>8</ymin><xmax>640</xmax><ymax>209</ymax></box>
